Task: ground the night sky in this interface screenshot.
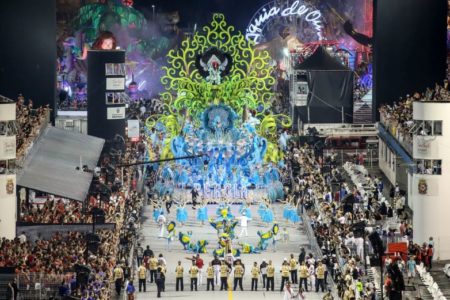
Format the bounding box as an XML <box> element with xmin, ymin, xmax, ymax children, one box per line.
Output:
<box><xmin>133</xmin><ymin>0</ymin><xmax>271</xmax><ymax>32</ymax></box>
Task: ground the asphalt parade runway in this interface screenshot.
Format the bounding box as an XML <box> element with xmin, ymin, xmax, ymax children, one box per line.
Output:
<box><xmin>123</xmin><ymin>202</ymin><xmax>330</xmax><ymax>300</ymax></box>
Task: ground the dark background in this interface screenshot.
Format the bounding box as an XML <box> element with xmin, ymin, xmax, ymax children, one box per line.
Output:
<box><xmin>134</xmin><ymin>0</ymin><xmax>270</xmax><ymax>32</ymax></box>
<box><xmin>0</xmin><ymin>0</ymin><xmax>56</xmax><ymax>118</ymax></box>
<box><xmin>0</xmin><ymin>0</ymin><xmax>447</xmax><ymax>123</ymax></box>
<box><xmin>373</xmin><ymin>0</ymin><xmax>448</xmax><ymax>119</ymax></box>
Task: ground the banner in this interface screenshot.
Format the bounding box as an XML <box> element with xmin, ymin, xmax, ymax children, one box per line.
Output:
<box><xmin>413</xmin><ymin>136</ymin><xmax>438</xmax><ymax>158</ymax></box>
<box><xmin>127</xmin><ymin>119</ymin><xmax>140</xmax><ymax>138</ymax></box>
<box><xmin>0</xmin><ymin>136</ymin><xmax>16</xmax><ymax>159</ymax></box>
<box><xmin>107</xmin><ymin>106</ymin><xmax>126</xmax><ymax>120</ymax></box>
<box><xmin>106</xmin><ymin>77</ymin><xmax>125</xmax><ymax>91</ymax></box>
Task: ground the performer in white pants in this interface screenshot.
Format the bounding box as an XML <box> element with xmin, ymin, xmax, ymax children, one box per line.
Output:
<box><xmin>157</xmin><ymin>212</ymin><xmax>166</xmax><ymax>237</ymax></box>
<box><xmin>210</xmin><ymin>255</ymin><xmax>222</xmax><ymax>285</ymax></box>
<box><xmin>239</xmin><ymin>211</ymin><xmax>250</xmax><ymax>237</ymax></box>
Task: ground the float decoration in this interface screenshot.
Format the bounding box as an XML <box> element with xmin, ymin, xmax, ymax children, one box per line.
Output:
<box><xmin>146</xmin><ymin>14</ymin><xmax>291</xmax><ymax>201</ymax></box>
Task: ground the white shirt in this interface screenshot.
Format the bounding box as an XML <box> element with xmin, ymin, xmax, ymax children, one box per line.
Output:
<box><xmin>157</xmin><ymin>214</ymin><xmax>166</xmax><ymax>225</ymax></box>
<box><xmin>240</xmin><ymin>216</ymin><xmax>249</xmax><ymax>227</ymax></box>
<box><xmin>308</xmin><ymin>265</ymin><xmax>315</xmax><ymax>276</ymax></box>
<box><xmin>18</xmin><ymin>234</ymin><xmax>27</xmax><ymax>244</ymax></box>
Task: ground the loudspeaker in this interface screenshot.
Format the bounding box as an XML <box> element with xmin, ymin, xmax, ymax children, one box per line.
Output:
<box><xmin>87</xmin><ymin>241</ymin><xmax>100</xmax><ymax>254</ymax></box>
<box><xmin>91</xmin><ymin>208</ymin><xmax>106</xmax><ymax>224</ymax></box>
<box><xmin>85</xmin><ymin>233</ymin><xmax>101</xmax><ymax>243</ymax></box>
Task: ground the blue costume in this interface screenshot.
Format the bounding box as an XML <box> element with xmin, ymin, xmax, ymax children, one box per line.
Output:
<box><xmin>257</xmin><ymin>203</ymin><xmax>266</xmax><ymax>219</ymax></box>
<box><xmin>262</xmin><ymin>206</ymin><xmax>274</xmax><ymax>224</ymax></box>
<box><xmin>288</xmin><ymin>207</ymin><xmax>301</xmax><ymax>223</ymax></box>
<box><xmin>153</xmin><ymin>207</ymin><xmax>163</xmax><ymax>222</ymax></box>
<box><xmin>197</xmin><ymin>206</ymin><xmax>208</xmax><ymax>222</ymax></box>
<box><xmin>239</xmin><ymin>204</ymin><xmax>252</xmax><ymax>218</ymax></box>
<box><xmin>176</xmin><ymin>206</ymin><xmax>188</xmax><ymax>223</ymax></box>
<box><xmin>283</xmin><ymin>205</ymin><xmax>291</xmax><ymax>221</ymax></box>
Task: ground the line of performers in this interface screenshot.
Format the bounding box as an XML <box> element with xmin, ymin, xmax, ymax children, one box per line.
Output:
<box><xmin>150</xmin><ymin>195</ymin><xmax>302</xmax><ymax>257</ymax></box>
<box><xmin>151</xmin><ymin>196</ymin><xmax>302</xmax><ymax>228</ymax></box>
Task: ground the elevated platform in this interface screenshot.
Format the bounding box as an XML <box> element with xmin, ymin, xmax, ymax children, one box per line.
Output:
<box><xmin>304</xmin><ymin>123</ymin><xmax>377</xmax><ymax>137</ymax></box>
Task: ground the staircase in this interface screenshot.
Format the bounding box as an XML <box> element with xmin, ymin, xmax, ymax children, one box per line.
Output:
<box><xmin>353</xmin><ymin>89</ymin><xmax>373</xmax><ymax>124</ymax></box>
<box><xmin>366</xmin><ymin>267</ymin><xmax>383</xmax><ymax>298</ymax></box>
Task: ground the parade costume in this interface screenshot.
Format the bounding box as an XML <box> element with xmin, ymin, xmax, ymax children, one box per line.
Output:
<box><xmin>176</xmin><ymin>204</ymin><xmax>188</xmax><ymax>224</ymax></box>
<box><xmin>197</xmin><ymin>205</ymin><xmax>208</xmax><ymax>223</ymax></box>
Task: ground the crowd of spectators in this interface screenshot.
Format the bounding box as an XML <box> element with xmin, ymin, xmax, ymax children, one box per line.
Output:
<box><xmin>378</xmin><ymin>94</ymin><xmax>414</xmax><ymax>154</ymax></box>
<box><xmin>15</xmin><ymin>95</ymin><xmax>51</xmax><ymax>162</ymax></box>
<box><xmin>284</xmin><ymin>131</ymin><xmax>441</xmax><ymax>299</ymax></box>
<box><xmin>284</xmin><ymin>134</ymin><xmax>421</xmax><ymax>299</ymax></box>
<box><xmin>1</xmin><ymin>101</ymin><xmax>148</xmax><ymax>298</ymax></box>
<box><xmin>378</xmin><ymin>80</ymin><xmax>450</xmax><ymax>153</ymax></box>
<box><xmin>286</xmin><ymin>144</ymin><xmax>373</xmax><ymax>299</ymax></box>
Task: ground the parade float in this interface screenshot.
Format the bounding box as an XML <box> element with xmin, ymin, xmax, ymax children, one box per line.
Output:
<box><xmin>145</xmin><ymin>14</ymin><xmax>292</xmax><ymax>203</ymax></box>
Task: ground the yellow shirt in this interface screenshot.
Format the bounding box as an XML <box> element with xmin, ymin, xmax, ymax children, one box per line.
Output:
<box><xmin>251</xmin><ymin>266</ymin><xmax>260</xmax><ymax>279</ymax></box>
<box><xmin>281</xmin><ymin>265</ymin><xmax>290</xmax><ymax>277</ymax></box>
<box><xmin>299</xmin><ymin>265</ymin><xmax>308</xmax><ymax>278</ymax></box>
<box><xmin>149</xmin><ymin>258</ymin><xmax>158</xmax><ymax>270</ymax></box>
<box><xmin>206</xmin><ymin>266</ymin><xmax>214</xmax><ymax>278</ymax></box>
<box><xmin>175</xmin><ymin>266</ymin><xmax>184</xmax><ymax>278</ymax></box>
<box><xmin>289</xmin><ymin>258</ymin><xmax>298</xmax><ymax>270</ymax></box>
<box><xmin>220</xmin><ymin>265</ymin><xmax>229</xmax><ymax>277</ymax></box>
<box><xmin>267</xmin><ymin>265</ymin><xmax>275</xmax><ymax>277</ymax></box>
<box><xmin>234</xmin><ymin>265</ymin><xmax>244</xmax><ymax>278</ymax></box>
<box><xmin>114</xmin><ymin>267</ymin><xmax>123</xmax><ymax>280</ymax></box>
<box><xmin>138</xmin><ymin>265</ymin><xmax>146</xmax><ymax>279</ymax></box>
<box><xmin>316</xmin><ymin>265</ymin><xmax>325</xmax><ymax>279</ymax></box>
<box><xmin>190</xmin><ymin>266</ymin><xmax>199</xmax><ymax>278</ymax></box>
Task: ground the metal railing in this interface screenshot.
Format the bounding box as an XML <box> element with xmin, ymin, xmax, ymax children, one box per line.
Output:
<box><xmin>379</xmin><ymin>116</ymin><xmax>413</xmax><ymax>156</ymax></box>
<box><xmin>323</xmin><ymin>148</ymin><xmax>379</xmax><ymax>167</ymax></box>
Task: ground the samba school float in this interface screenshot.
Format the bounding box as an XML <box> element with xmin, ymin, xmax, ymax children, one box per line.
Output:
<box><xmin>146</xmin><ymin>14</ymin><xmax>291</xmax><ymax>203</ymax></box>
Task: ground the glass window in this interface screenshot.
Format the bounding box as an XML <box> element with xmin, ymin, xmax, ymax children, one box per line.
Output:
<box><xmin>297</xmin><ymin>82</ymin><xmax>308</xmax><ymax>95</ymax></box>
<box><xmin>433</xmin><ymin>121</ymin><xmax>443</xmax><ymax>135</ymax></box>
<box><xmin>416</xmin><ymin>159</ymin><xmax>425</xmax><ymax>174</ymax></box>
<box><xmin>415</xmin><ymin>159</ymin><xmax>442</xmax><ymax>175</ymax></box>
<box><xmin>423</xmin><ymin>121</ymin><xmax>433</xmax><ymax>136</ymax></box>
<box><xmin>432</xmin><ymin>160</ymin><xmax>442</xmax><ymax>175</ymax></box>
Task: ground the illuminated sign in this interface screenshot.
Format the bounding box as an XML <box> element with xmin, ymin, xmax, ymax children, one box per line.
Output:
<box><xmin>246</xmin><ymin>0</ymin><xmax>324</xmax><ymax>44</ymax></box>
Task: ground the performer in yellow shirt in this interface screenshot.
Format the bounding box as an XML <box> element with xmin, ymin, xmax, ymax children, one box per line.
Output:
<box><xmin>250</xmin><ymin>261</ymin><xmax>260</xmax><ymax>291</ymax></box>
<box><xmin>175</xmin><ymin>261</ymin><xmax>184</xmax><ymax>291</ymax></box>
<box><xmin>298</xmin><ymin>262</ymin><xmax>309</xmax><ymax>292</ymax></box>
<box><xmin>206</xmin><ymin>262</ymin><xmax>215</xmax><ymax>291</ymax></box>
<box><xmin>219</xmin><ymin>260</ymin><xmax>230</xmax><ymax>291</ymax></box>
<box><xmin>280</xmin><ymin>260</ymin><xmax>290</xmax><ymax>291</ymax></box>
<box><xmin>189</xmin><ymin>262</ymin><xmax>199</xmax><ymax>291</ymax></box>
<box><xmin>138</xmin><ymin>262</ymin><xmax>147</xmax><ymax>292</ymax></box>
<box><xmin>149</xmin><ymin>255</ymin><xmax>158</xmax><ymax>283</ymax></box>
<box><xmin>315</xmin><ymin>262</ymin><xmax>326</xmax><ymax>292</ymax></box>
<box><xmin>266</xmin><ymin>260</ymin><xmax>275</xmax><ymax>291</ymax></box>
<box><xmin>233</xmin><ymin>261</ymin><xmax>244</xmax><ymax>291</ymax></box>
<box><xmin>289</xmin><ymin>254</ymin><xmax>298</xmax><ymax>284</ymax></box>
